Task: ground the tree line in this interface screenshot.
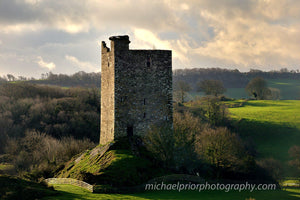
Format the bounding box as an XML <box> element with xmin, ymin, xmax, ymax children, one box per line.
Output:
<box><xmin>174</xmin><ymin>67</ymin><xmax>300</xmax><ymax>91</ymax></box>
<box><xmin>0</xmin><ymin>82</ymin><xmax>100</xmax><ymax>151</ymax></box>
<box><xmin>0</xmin><ymin>82</ymin><xmax>100</xmax><ymax>179</ymax></box>
<box><xmin>1</xmin><ymin>67</ymin><xmax>298</xmax><ymax>89</ymax></box>
<box><xmin>0</xmin><ymin>71</ymin><xmax>101</xmax><ymax>88</ymax></box>
<box><xmin>174</xmin><ymin>76</ymin><xmax>281</xmax><ymax>103</ymax></box>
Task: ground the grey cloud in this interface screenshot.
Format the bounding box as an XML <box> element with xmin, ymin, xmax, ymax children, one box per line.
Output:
<box><xmin>0</xmin><ymin>0</ymin><xmax>38</xmax><ymax>24</ymax></box>
<box><xmin>0</xmin><ymin>0</ymin><xmax>300</xmax><ymax>77</ymax></box>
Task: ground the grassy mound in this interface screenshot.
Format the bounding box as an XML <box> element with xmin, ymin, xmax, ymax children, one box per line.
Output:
<box><xmin>56</xmin><ymin>137</ymin><xmax>165</xmax><ymax>187</ymax></box>
<box><xmin>0</xmin><ymin>175</ymin><xmax>57</xmax><ymax>200</ymax></box>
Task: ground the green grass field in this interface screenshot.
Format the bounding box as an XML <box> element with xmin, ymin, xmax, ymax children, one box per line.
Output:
<box><xmin>42</xmin><ymin>184</ymin><xmax>300</xmax><ymax>200</ymax></box>
<box><xmin>267</xmin><ymin>79</ymin><xmax>300</xmax><ymax>100</ymax></box>
<box><xmin>189</xmin><ymin>78</ymin><xmax>300</xmax><ymax>100</ymax></box>
<box><xmin>229</xmin><ymin>100</ymin><xmax>300</xmax><ymax>175</ymax></box>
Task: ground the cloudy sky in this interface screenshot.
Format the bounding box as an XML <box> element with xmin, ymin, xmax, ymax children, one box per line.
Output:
<box><xmin>0</xmin><ymin>0</ymin><xmax>299</xmax><ymax>78</ymax></box>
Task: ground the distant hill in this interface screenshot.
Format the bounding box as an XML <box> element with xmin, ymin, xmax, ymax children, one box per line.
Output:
<box><xmin>173</xmin><ymin>68</ymin><xmax>300</xmax><ymax>89</ymax></box>
<box><xmin>29</xmin><ymin>71</ymin><xmax>101</xmax><ymax>88</ymax></box>
<box><xmin>173</xmin><ymin>68</ymin><xmax>300</xmax><ymax>100</ymax></box>
<box><xmin>1</xmin><ymin>68</ymin><xmax>299</xmax><ymax>99</ymax></box>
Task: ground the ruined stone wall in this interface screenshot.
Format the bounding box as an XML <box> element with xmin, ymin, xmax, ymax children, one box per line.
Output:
<box><xmin>100</xmin><ymin>42</ymin><xmax>115</xmax><ymax>144</ymax></box>
<box><xmin>45</xmin><ymin>178</ymin><xmax>93</xmax><ymax>192</ymax></box>
<box><xmin>114</xmin><ymin>49</ymin><xmax>172</xmax><ymax>138</ymax></box>
<box><xmin>100</xmin><ymin>36</ymin><xmax>172</xmax><ymax>144</ymax></box>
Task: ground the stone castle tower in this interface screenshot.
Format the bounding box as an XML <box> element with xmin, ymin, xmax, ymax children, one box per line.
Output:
<box><xmin>100</xmin><ymin>35</ymin><xmax>172</xmax><ymax>145</ymax></box>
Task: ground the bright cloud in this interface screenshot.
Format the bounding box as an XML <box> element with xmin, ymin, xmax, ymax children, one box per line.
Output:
<box><xmin>0</xmin><ymin>0</ymin><xmax>299</xmax><ymax>77</ymax></box>
<box><xmin>65</xmin><ymin>55</ymin><xmax>98</xmax><ymax>72</ymax></box>
<box><xmin>36</xmin><ymin>56</ymin><xmax>56</xmax><ymax>70</ymax></box>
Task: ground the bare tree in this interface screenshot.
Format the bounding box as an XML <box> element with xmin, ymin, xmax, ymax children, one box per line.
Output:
<box><xmin>195</xmin><ymin>127</ymin><xmax>246</xmax><ymax>178</ymax></box>
<box><xmin>174</xmin><ymin>81</ymin><xmax>191</xmax><ymax>103</ymax></box>
<box><xmin>245</xmin><ymin>77</ymin><xmax>270</xmax><ymax>100</ymax></box>
<box><xmin>7</xmin><ymin>74</ymin><xmax>16</xmax><ymax>82</ymax></box>
<box><xmin>197</xmin><ymin>80</ymin><xmax>226</xmax><ymax>97</ymax></box>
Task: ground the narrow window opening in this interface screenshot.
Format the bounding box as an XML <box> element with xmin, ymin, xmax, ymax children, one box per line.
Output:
<box><xmin>146</xmin><ymin>56</ymin><xmax>151</xmax><ymax>67</ymax></box>
<box><xmin>121</xmin><ymin>96</ymin><xmax>127</xmax><ymax>102</ymax></box>
<box><xmin>127</xmin><ymin>126</ymin><xmax>133</xmax><ymax>137</ymax></box>
<box><xmin>143</xmin><ymin>98</ymin><xmax>146</xmax><ymax>105</ymax></box>
<box><xmin>143</xmin><ymin>113</ymin><xmax>146</xmax><ymax>118</ymax></box>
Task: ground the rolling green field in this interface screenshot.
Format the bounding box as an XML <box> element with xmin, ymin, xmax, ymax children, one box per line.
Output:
<box><xmin>267</xmin><ymin>79</ymin><xmax>300</xmax><ymax>100</ymax></box>
<box><xmin>42</xmin><ymin>184</ymin><xmax>300</xmax><ymax>200</ymax></box>
<box><xmin>189</xmin><ymin>79</ymin><xmax>300</xmax><ymax>100</ymax></box>
<box><xmin>229</xmin><ymin>100</ymin><xmax>300</xmax><ymax>175</ymax></box>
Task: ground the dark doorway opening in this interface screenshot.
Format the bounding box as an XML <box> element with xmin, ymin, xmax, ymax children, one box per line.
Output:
<box><xmin>127</xmin><ymin>126</ymin><xmax>133</xmax><ymax>137</ymax></box>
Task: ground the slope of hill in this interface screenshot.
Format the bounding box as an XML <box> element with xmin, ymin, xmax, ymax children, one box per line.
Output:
<box><xmin>267</xmin><ymin>79</ymin><xmax>300</xmax><ymax>100</ymax></box>
<box><xmin>0</xmin><ymin>175</ymin><xmax>57</xmax><ymax>200</ymax></box>
<box><xmin>189</xmin><ymin>79</ymin><xmax>300</xmax><ymax>100</ymax></box>
<box><xmin>56</xmin><ymin>138</ymin><xmax>165</xmax><ymax>188</ymax></box>
<box><xmin>229</xmin><ymin>100</ymin><xmax>300</xmax><ymax>176</ymax></box>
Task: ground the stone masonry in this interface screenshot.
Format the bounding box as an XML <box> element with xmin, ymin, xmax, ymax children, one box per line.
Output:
<box><xmin>100</xmin><ymin>35</ymin><xmax>172</xmax><ymax>145</ymax></box>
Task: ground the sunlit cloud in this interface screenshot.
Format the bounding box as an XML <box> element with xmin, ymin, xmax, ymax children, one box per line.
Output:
<box><xmin>133</xmin><ymin>28</ymin><xmax>190</xmax><ymax>65</ymax></box>
<box><xmin>65</xmin><ymin>55</ymin><xmax>98</xmax><ymax>72</ymax></box>
<box><xmin>24</xmin><ymin>0</ymin><xmax>42</xmax><ymax>5</ymax></box>
<box><xmin>36</xmin><ymin>56</ymin><xmax>56</xmax><ymax>70</ymax></box>
<box><xmin>0</xmin><ymin>0</ymin><xmax>299</xmax><ymax>77</ymax></box>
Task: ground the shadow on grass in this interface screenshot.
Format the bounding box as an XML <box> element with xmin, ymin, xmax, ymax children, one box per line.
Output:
<box><xmin>43</xmin><ymin>188</ymin><xmax>300</xmax><ymax>200</ymax></box>
<box><xmin>130</xmin><ymin>189</ymin><xmax>300</xmax><ymax>200</ymax></box>
<box><xmin>232</xmin><ymin>118</ymin><xmax>300</xmax><ymax>176</ymax></box>
<box><xmin>42</xmin><ymin>190</ymin><xmax>80</xmax><ymax>200</ymax></box>
<box><xmin>44</xmin><ymin>184</ymin><xmax>300</xmax><ymax>200</ymax></box>
<box><xmin>242</xmin><ymin>101</ymin><xmax>287</xmax><ymax>108</ymax></box>
<box><xmin>232</xmin><ymin>118</ymin><xmax>299</xmax><ymax>139</ymax></box>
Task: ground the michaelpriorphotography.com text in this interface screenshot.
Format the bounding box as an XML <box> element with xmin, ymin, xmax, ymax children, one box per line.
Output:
<box><xmin>145</xmin><ymin>182</ymin><xmax>277</xmax><ymax>193</ymax></box>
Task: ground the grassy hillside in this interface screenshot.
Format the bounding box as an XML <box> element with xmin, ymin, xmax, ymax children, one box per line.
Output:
<box><xmin>189</xmin><ymin>79</ymin><xmax>300</xmax><ymax>100</ymax></box>
<box><xmin>0</xmin><ymin>175</ymin><xmax>57</xmax><ymax>200</ymax></box>
<box><xmin>225</xmin><ymin>79</ymin><xmax>300</xmax><ymax>100</ymax></box>
<box><xmin>267</xmin><ymin>79</ymin><xmax>300</xmax><ymax>100</ymax></box>
<box><xmin>56</xmin><ymin>138</ymin><xmax>165</xmax><ymax>187</ymax></box>
<box><xmin>229</xmin><ymin>100</ymin><xmax>300</xmax><ymax>175</ymax></box>
<box><xmin>42</xmin><ymin>184</ymin><xmax>300</xmax><ymax>200</ymax></box>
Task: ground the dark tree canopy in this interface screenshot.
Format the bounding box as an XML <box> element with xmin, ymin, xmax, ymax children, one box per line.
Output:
<box><xmin>197</xmin><ymin>80</ymin><xmax>226</xmax><ymax>96</ymax></box>
<box><xmin>289</xmin><ymin>145</ymin><xmax>300</xmax><ymax>172</ymax></box>
<box><xmin>245</xmin><ymin>77</ymin><xmax>270</xmax><ymax>100</ymax></box>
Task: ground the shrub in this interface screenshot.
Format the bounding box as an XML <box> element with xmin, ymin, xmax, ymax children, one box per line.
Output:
<box><xmin>257</xmin><ymin>158</ymin><xmax>284</xmax><ymax>180</ymax></box>
<box><xmin>5</xmin><ymin>131</ymin><xmax>95</xmax><ymax>179</ymax></box>
<box><xmin>195</xmin><ymin>127</ymin><xmax>253</xmax><ymax>178</ymax></box>
<box><xmin>204</xmin><ymin>97</ymin><xmax>229</xmax><ymax>127</ymax></box>
<box><xmin>144</xmin><ymin>112</ymin><xmax>206</xmax><ymax>172</ymax></box>
<box><xmin>288</xmin><ymin>145</ymin><xmax>300</xmax><ymax>174</ymax></box>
